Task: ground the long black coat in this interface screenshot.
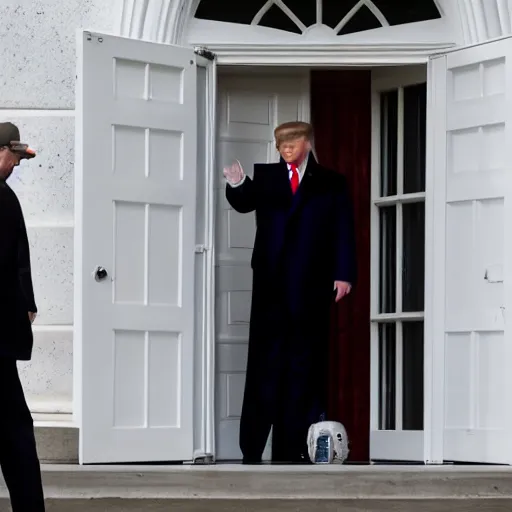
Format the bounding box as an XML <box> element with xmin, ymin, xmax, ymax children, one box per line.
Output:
<box><xmin>0</xmin><ymin>180</ymin><xmax>37</xmax><ymax>361</ymax></box>
<box><xmin>226</xmin><ymin>155</ymin><xmax>356</xmax><ymax>461</ymax></box>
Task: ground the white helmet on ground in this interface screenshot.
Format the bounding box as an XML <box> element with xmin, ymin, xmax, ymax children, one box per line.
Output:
<box><xmin>307</xmin><ymin>421</ymin><xmax>349</xmax><ymax>464</ymax></box>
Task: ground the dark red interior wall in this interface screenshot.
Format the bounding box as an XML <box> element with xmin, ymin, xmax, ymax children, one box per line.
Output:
<box><xmin>310</xmin><ymin>70</ymin><xmax>372</xmax><ymax>462</ymax></box>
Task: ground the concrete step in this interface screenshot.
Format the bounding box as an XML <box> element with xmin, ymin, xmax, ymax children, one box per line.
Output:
<box><xmin>34</xmin><ymin>420</ymin><xmax>78</xmax><ymax>464</ymax></box>
<box><xmin>1</xmin><ymin>498</ymin><xmax>511</xmax><ymax>511</ymax></box>
<box><xmin>2</xmin><ymin>465</ymin><xmax>512</xmax><ymax>511</ymax></box>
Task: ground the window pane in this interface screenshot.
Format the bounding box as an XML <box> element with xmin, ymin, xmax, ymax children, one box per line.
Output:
<box><xmin>402</xmin><ymin>202</ymin><xmax>425</xmax><ymax>312</ymax></box>
<box><xmin>287</xmin><ymin>0</ymin><xmax>317</xmax><ymax>27</ymax></box>
<box><xmin>403</xmin><ymin>83</ymin><xmax>427</xmax><ymax>193</ymax></box>
<box><xmin>379</xmin><ymin>323</ymin><xmax>396</xmax><ymax>430</ymax></box>
<box><xmin>259</xmin><ymin>4</ymin><xmax>302</xmax><ymax>33</ymax></box>
<box><xmin>195</xmin><ymin>0</ymin><xmax>264</xmax><ymax>24</ymax></box>
<box><xmin>338</xmin><ymin>4</ymin><xmax>381</xmax><ymax>35</ymax></box>
<box><xmin>195</xmin><ymin>0</ymin><xmax>441</xmax><ymax>32</ymax></box>
<box><xmin>374</xmin><ymin>0</ymin><xmax>441</xmax><ymax>26</ymax></box>
<box><xmin>380</xmin><ymin>90</ymin><xmax>398</xmax><ymax>197</ymax></box>
<box><xmin>379</xmin><ymin>206</ymin><xmax>396</xmax><ymax>313</ymax></box>
<box><xmin>402</xmin><ymin>321</ymin><xmax>424</xmax><ymax>430</ymax></box>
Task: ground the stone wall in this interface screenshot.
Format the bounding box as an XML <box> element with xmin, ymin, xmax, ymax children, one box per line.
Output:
<box><xmin>0</xmin><ymin>0</ymin><xmax>116</xmax><ymax>413</ymax></box>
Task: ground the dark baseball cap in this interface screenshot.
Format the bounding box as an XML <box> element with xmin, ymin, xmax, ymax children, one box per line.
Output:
<box><xmin>0</xmin><ymin>122</ymin><xmax>36</xmax><ymax>159</ymax></box>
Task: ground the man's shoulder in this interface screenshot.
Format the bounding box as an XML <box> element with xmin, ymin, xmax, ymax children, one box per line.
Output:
<box><xmin>314</xmin><ymin>164</ymin><xmax>348</xmax><ymax>188</ymax></box>
<box><xmin>0</xmin><ymin>182</ymin><xmax>24</xmax><ymax>234</ymax></box>
<box><xmin>0</xmin><ymin>181</ymin><xmax>20</xmax><ymax>209</ymax></box>
<box><xmin>254</xmin><ymin>162</ymin><xmax>282</xmax><ymax>171</ymax></box>
<box><xmin>253</xmin><ymin>162</ymin><xmax>283</xmax><ymax>179</ymax></box>
<box><xmin>0</xmin><ymin>183</ymin><xmax>20</xmax><ymax>254</ymax></box>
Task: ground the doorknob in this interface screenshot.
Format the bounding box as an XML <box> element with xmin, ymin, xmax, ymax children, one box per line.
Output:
<box><xmin>94</xmin><ymin>266</ymin><xmax>108</xmax><ymax>282</ymax></box>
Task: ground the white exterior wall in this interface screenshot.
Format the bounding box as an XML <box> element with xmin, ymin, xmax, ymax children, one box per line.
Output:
<box><xmin>2</xmin><ymin>0</ymin><xmax>510</xmax><ymax>423</ymax></box>
<box><xmin>0</xmin><ymin>0</ymin><xmax>116</xmax><ymax>417</ymax></box>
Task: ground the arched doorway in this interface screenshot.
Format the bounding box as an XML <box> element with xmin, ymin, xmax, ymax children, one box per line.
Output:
<box><xmin>116</xmin><ymin>0</ymin><xmax>512</xmax><ymax>49</ymax></box>
<box><xmin>75</xmin><ymin>0</ymin><xmax>512</xmax><ymax>466</ymax></box>
<box><xmin>116</xmin><ymin>0</ymin><xmax>455</xmax><ymax>48</ymax></box>
<box><xmin>186</xmin><ymin>0</ymin><xmax>442</xmax><ymax>464</ymax></box>
<box><xmin>192</xmin><ymin>0</ymin><xmax>441</xmax><ymax>38</ymax></box>
<box><xmin>112</xmin><ymin>0</ymin><xmax>453</xmax><ymax>466</ymax></box>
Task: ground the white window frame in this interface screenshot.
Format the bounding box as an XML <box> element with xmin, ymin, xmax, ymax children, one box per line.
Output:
<box><xmin>252</xmin><ymin>0</ymin><xmax>390</xmax><ymax>34</ymax></box>
<box><xmin>184</xmin><ymin>0</ymin><xmax>453</xmax><ymax>54</ymax></box>
<box><xmin>370</xmin><ymin>65</ymin><xmax>428</xmax><ymax>461</ymax></box>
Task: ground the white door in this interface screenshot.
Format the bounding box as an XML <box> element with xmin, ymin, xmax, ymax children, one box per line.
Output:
<box><xmin>370</xmin><ymin>66</ymin><xmax>428</xmax><ymax>461</ymax></box>
<box><xmin>428</xmin><ymin>37</ymin><xmax>512</xmax><ymax>463</ymax></box>
<box><xmin>215</xmin><ymin>71</ymin><xmax>309</xmax><ymax>460</ymax></box>
<box><xmin>75</xmin><ymin>31</ymin><xmax>203</xmax><ymax>463</ymax></box>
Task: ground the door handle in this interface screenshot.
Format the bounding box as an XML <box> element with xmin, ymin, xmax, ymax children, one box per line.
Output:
<box><xmin>94</xmin><ymin>266</ymin><xmax>108</xmax><ymax>282</ymax></box>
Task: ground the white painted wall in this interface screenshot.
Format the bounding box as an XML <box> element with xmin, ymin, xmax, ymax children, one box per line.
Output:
<box><xmin>0</xmin><ymin>0</ymin><xmax>116</xmax><ymax>417</ymax></box>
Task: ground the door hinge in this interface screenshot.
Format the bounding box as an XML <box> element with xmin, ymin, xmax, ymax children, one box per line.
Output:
<box><xmin>195</xmin><ymin>244</ymin><xmax>209</xmax><ymax>253</ymax></box>
<box><xmin>85</xmin><ymin>31</ymin><xmax>104</xmax><ymax>44</ymax></box>
<box><xmin>194</xmin><ymin>46</ymin><xmax>216</xmax><ymax>61</ymax></box>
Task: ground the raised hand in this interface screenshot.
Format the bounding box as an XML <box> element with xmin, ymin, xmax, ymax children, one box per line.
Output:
<box><xmin>223</xmin><ymin>159</ymin><xmax>245</xmax><ymax>185</ymax></box>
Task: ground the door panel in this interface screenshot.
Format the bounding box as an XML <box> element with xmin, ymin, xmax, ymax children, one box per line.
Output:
<box><xmin>429</xmin><ymin>37</ymin><xmax>512</xmax><ymax>463</ymax></box>
<box><xmin>75</xmin><ymin>31</ymin><xmax>200</xmax><ymax>464</ymax></box>
<box><xmin>215</xmin><ymin>73</ymin><xmax>309</xmax><ymax>460</ymax></box>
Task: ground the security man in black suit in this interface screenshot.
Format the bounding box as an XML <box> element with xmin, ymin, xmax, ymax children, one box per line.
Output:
<box><xmin>0</xmin><ymin>122</ymin><xmax>45</xmax><ymax>510</ymax></box>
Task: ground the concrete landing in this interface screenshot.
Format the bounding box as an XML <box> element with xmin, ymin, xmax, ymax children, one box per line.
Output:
<box><xmin>2</xmin><ymin>464</ymin><xmax>512</xmax><ymax>511</ymax></box>
<box><xmin>33</xmin><ymin>414</ymin><xmax>78</xmax><ymax>464</ymax></box>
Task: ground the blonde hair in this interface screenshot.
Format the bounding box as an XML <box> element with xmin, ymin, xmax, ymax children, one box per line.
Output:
<box><xmin>274</xmin><ymin>121</ymin><xmax>313</xmax><ymax>149</ymax></box>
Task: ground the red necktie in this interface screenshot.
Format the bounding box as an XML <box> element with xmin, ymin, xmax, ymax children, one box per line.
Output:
<box><xmin>290</xmin><ymin>163</ymin><xmax>299</xmax><ymax>194</ymax></box>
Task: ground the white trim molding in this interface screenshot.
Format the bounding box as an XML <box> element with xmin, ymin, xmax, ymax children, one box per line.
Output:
<box><xmin>423</xmin><ymin>52</ymin><xmax>447</xmax><ymax>466</ymax></box>
<box><xmin>370</xmin><ymin>65</ymin><xmax>428</xmax><ymax>462</ymax></box>
<box><xmin>252</xmin><ymin>0</ymin><xmax>307</xmax><ymax>31</ymax></box>
<box><xmin>335</xmin><ymin>0</ymin><xmax>389</xmax><ymax>34</ymax></box>
<box><xmin>456</xmin><ymin>0</ymin><xmax>512</xmax><ymax>44</ymax></box>
<box><xmin>116</xmin><ymin>0</ymin><xmax>190</xmax><ymax>44</ymax></box>
<box><xmin>209</xmin><ymin>43</ymin><xmax>454</xmax><ymax>66</ymax></box>
<box><xmin>250</xmin><ymin>0</ymin><xmax>389</xmax><ymax>35</ymax></box>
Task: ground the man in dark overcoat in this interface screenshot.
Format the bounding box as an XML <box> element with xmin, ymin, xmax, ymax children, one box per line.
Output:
<box><xmin>223</xmin><ymin>121</ymin><xmax>356</xmax><ymax>463</ymax></box>
<box><xmin>0</xmin><ymin>122</ymin><xmax>45</xmax><ymax>510</ymax></box>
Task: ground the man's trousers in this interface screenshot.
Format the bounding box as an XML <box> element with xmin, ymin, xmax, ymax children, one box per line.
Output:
<box><xmin>0</xmin><ymin>358</ymin><xmax>45</xmax><ymax>511</ymax></box>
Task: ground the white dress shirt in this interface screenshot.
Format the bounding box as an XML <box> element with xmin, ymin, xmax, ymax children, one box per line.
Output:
<box><xmin>288</xmin><ymin>154</ymin><xmax>309</xmax><ymax>184</ymax></box>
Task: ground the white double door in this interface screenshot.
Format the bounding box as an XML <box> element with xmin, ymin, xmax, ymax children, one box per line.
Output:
<box><xmin>74</xmin><ymin>34</ymin><xmax>310</xmax><ymax>464</ymax></box>
<box><xmin>75</xmin><ymin>29</ymin><xmax>512</xmax><ymax>465</ymax></box>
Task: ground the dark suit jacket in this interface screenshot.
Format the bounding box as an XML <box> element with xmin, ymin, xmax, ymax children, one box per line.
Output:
<box><xmin>226</xmin><ymin>155</ymin><xmax>356</xmax><ymax>303</ymax></box>
<box><xmin>0</xmin><ymin>180</ymin><xmax>37</xmax><ymax>360</ymax></box>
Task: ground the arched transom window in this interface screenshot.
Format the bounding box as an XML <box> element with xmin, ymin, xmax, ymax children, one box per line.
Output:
<box><xmin>194</xmin><ymin>0</ymin><xmax>441</xmax><ymax>36</ymax></box>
